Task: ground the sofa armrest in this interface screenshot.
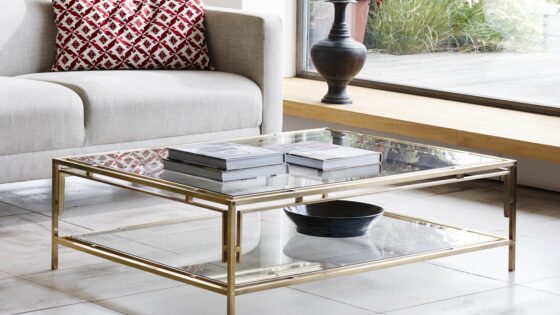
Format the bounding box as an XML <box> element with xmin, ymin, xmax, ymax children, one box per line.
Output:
<box><xmin>205</xmin><ymin>7</ymin><xmax>283</xmax><ymax>134</ymax></box>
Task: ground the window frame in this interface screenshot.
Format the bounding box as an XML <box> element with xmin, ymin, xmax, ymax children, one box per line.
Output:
<box><xmin>295</xmin><ymin>0</ymin><xmax>560</xmax><ymax>117</ymax></box>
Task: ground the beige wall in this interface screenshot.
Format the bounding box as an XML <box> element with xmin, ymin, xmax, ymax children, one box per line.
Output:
<box><xmin>205</xmin><ymin>0</ymin><xmax>243</xmax><ymax>9</ymax></box>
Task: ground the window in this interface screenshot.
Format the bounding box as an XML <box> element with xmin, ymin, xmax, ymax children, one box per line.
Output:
<box><xmin>298</xmin><ymin>0</ymin><xmax>560</xmax><ymax>115</ymax></box>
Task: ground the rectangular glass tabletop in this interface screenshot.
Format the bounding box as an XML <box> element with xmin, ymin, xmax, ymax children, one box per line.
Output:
<box><xmin>70</xmin><ymin>209</ymin><xmax>505</xmax><ymax>286</ymax></box>
<box><xmin>68</xmin><ymin>129</ymin><xmax>512</xmax><ymax>197</ymax></box>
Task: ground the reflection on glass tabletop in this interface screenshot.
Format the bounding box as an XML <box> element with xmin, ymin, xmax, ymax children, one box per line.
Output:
<box><xmin>68</xmin><ymin>129</ymin><xmax>512</xmax><ymax>196</ymax></box>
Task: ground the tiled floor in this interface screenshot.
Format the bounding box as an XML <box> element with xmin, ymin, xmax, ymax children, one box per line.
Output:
<box><xmin>1</xmin><ymin>178</ymin><xmax>559</xmax><ymax>314</ymax></box>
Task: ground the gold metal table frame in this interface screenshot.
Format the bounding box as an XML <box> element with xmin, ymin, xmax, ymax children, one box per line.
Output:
<box><xmin>51</xmin><ymin>130</ymin><xmax>517</xmax><ymax>315</ymax></box>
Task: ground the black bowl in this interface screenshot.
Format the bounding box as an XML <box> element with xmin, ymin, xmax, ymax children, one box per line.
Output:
<box><xmin>284</xmin><ymin>200</ymin><xmax>384</xmax><ymax>238</ymax></box>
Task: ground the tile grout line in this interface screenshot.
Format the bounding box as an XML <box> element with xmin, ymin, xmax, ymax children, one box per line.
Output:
<box><xmin>12</xmin><ymin>301</ymin><xmax>125</xmax><ymax>315</ymax></box>
<box><xmin>88</xmin><ymin>283</ymin><xmax>186</xmax><ymax>307</ymax></box>
<box><xmin>0</xmin><ymin>205</ymin><xmax>97</xmax><ymax>233</ymax></box>
<box><xmin>19</xmin><ymin>267</ymin><xmax>187</xmax><ymax>310</ymax></box>
<box><xmin>7</xmin><ymin>217</ymin><xmax>189</xmax><ymax>311</ymax></box>
<box><xmin>0</xmin><ymin>200</ymin><xmax>33</xmax><ymax>218</ymax></box>
<box><xmin>381</xmin><ymin>285</ymin><xmax>512</xmax><ymax>314</ymax></box>
<box><xmin>29</xmin><ymin>207</ymin><xmax>97</xmax><ymax>232</ymax></box>
<box><xmin>0</xmin><ymin>212</ymin><xmax>32</xmax><ymax>218</ymax></box>
<box><xmin>517</xmin><ymin>285</ymin><xmax>560</xmax><ymax>297</ymax></box>
<box><xmin>287</xmin><ymin>286</ymin><xmax>381</xmax><ymax>314</ymax></box>
<box><xmin>427</xmin><ymin>257</ymin><xmax>560</xmax><ymax>287</ymax></box>
<box><xmin>517</xmin><ymin>274</ymin><xmax>560</xmax><ymax>286</ymax></box>
<box><xmin>424</xmin><ymin>261</ymin><xmax>513</xmax><ymax>284</ymax></box>
<box><xmin>285</xmin><ymin>259</ymin><xmax>514</xmax><ymax>314</ymax></box>
<box><xmin>0</xmin><ymin>200</ymin><xmax>30</xmax><ymax>211</ymax></box>
<box><xmin>517</xmin><ymin>281</ymin><xmax>560</xmax><ymax>297</ymax></box>
<box><xmin>2</xmin><ymin>275</ymin><xmax>87</xmax><ymax>313</ymax></box>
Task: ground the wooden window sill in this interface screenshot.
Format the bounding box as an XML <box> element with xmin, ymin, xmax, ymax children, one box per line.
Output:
<box><xmin>283</xmin><ymin>78</ymin><xmax>560</xmax><ymax>163</ymax></box>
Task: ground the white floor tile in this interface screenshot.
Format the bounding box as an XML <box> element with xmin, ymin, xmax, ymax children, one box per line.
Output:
<box><xmin>516</xmin><ymin>190</ymin><xmax>560</xmax><ymax>214</ymax></box>
<box><xmin>0</xmin><ymin>270</ymin><xmax>12</xmax><ymax>280</ymax></box>
<box><xmin>386</xmin><ymin>286</ymin><xmax>560</xmax><ymax>315</ymax></box>
<box><xmin>0</xmin><ymin>250</ymin><xmax>107</xmax><ymax>277</ymax></box>
<box><xmin>429</xmin><ymin>236</ymin><xmax>560</xmax><ymax>284</ymax></box>
<box><xmin>17</xmin><ymin>302</ymin><xmax>123</xmax><ymax>315</ymax></box>
<box><xmin>0</xmin><ymin>277</ymin><xmax>82</xmax><ymax>315</ymax></box>
<box><xmin>0</xmin><ymin>201</ymin><xmax>29</xmax><ymax>217</ymax></box>
<box><xmin>292</xmin><ymin>263</ymin><xmax>507</xmax><ymax>313</ymax></box>
<box><xmin>0</xmin><ymin>213</ymin><xmax>88</xmax><ymax>259</ymax></box>
<box><xmin>95</xmin><ymin>286</ymin><xmax>378</xmax><ymax>315</ymax></box>
<box><xmin>523</xmin><ymin>276</ymin><xmax>560</xmax><ymax>295</ymax></box>
<box><xmin>0</xmin><ymin>239</ymin><xmax>164</xmax><ymax>277</ymax></box>
<box><xmin>514</xmin><ymin>219</ymin><xmax>560</xmax><ymax>244</ymax></box>
<box><xmin>23</xmin><ymin>262</ymin><xmax>183</xmax><ymax>302</ymax></box>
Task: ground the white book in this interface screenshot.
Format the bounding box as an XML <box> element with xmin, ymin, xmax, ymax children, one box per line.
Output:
<box><xmin>163</xmin><ymin>159</ymin><xmax>288</xmax><ymax>182</ymax></box>
<box><xmin>168</xmin><ymin>142</ymin><xmax>285</xmax><ymax>170</ymax></box>
<box><xmin>159</xmin><ymin>170</ymin><xmax>281</xmax><ymax>195</ymax></box>
<box><xmin>266</xmin><ymin>141</ymin><xmax>382</xmax><ymax>170</ymax></box>
<box><xmin>290</xmin><ymin>164</ymin><xmax>381</xmax><ymax>181</ymax></box>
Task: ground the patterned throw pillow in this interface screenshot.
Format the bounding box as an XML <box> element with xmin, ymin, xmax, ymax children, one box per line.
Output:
<box><xmin>51</xmin><ymin>0</ymin><xmax>210</xmax><ymax>71</ymax></box>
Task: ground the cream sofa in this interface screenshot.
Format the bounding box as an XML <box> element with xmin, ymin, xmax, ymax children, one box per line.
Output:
<box><xmin>0</xmin><ymin>0</ymin><xmax>283</xmax><ymax>183</ymax></box>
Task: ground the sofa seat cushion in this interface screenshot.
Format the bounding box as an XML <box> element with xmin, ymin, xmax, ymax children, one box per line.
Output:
<box><xmin>0</xmin><ymin>77</ymin><xmax>85</xmax><ymax>155</ymax></box>
<box><xmin>20</xmin><ymin>70</ymin><xmax>263</xmax><ymax>146</ymax></box>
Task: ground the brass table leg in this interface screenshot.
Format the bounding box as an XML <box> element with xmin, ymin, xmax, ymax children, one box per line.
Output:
<box><xmin>222</xmin><ymin>211</ymin><xmax>242</xmax><ymax>263</ymax></box>
<box><xmin>236</xmin><ymin>211</ymin><xmax>242</xmax><ymax>263</ymax></box>
<box><xmin>51</xmin><ymin>162</ymin><xmax>66</xmax><ymax>270</ymax></box>
<box><xmin>222</xmin><ymin>212</ymin><xmax>227</xmax><ymax>263</ymax></box>
<box><xmin>505</xmin><ymin>164</ymin><xmax>517</xmax><ymax>272</ymax></box>
<box><xmin>226</xmin><ymin>203</ymin><xmax>237</xmax><ymax>315</ymax></box>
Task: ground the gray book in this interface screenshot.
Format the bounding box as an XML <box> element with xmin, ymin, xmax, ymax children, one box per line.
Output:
<box><xmin>163</xmin><ymin>159</ymin><xmax>288</xmax><ymax>182</ymax></box>
<box><xmin>266</xmin><ymin>141</ymin><xmax>382</xmax><ymax>170</ymax></box>
<box><xmin>168</xmin><ymin>142</ymin><xmax>285</xmax><ymax>170</ymax></box>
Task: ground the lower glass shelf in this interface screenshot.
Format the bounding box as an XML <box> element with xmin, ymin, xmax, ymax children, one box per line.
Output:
<box><xmin>68</xmin><ymin>209</ymin><xmax>507</xmax><ymax>289</ymax></box>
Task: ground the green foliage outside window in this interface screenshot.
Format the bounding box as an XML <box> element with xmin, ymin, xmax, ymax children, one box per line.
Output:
<box><xmin>365</xmin><ymin>0</ymin><xmax>545</xmax><ymax>54</ymax></box>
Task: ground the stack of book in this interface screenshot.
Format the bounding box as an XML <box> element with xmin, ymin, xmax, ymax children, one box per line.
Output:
<box><xmin>163</xmin><ymin>140</ymin><xmax>382</xmax><ymax>183</ymax></box>
<box><xmin>163</xmin><ymin>142</ymin><xmax>287</xmax><ymax>182</ymax></box>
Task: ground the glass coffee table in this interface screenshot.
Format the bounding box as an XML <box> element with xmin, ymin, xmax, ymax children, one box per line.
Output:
<box><xmin>51</xmin><ymin>128</ymin><xmax>517</xmax><ymax>315</ymax></box>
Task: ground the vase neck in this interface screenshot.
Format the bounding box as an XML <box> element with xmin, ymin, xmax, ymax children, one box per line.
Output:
<box><xmin>329</xmin><ymin>2</ymin><xmax>351</xmax><ymax>40</ymax></box>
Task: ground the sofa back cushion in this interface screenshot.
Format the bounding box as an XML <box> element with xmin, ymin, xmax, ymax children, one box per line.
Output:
<box><xmin>51</xmin><ymin>0</ymin><xmax>211</xmax><ymax>71</ymax></box>
<box><xmin>0</xmin><ymin>0</ymin><xmax>57</xmax><ymax>76</ymax></box>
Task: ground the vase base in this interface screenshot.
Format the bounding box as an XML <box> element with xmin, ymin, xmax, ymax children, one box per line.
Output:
<box><xmin>322</xmin><ymin>95</ymin><xmax>353</xmax><ymax>105</ymax></box>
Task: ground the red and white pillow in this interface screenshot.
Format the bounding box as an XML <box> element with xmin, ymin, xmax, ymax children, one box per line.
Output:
<box><xmin>51</xmin><ymin>0</ymin><xmax>211</xmax><ymax>71</ymax></box>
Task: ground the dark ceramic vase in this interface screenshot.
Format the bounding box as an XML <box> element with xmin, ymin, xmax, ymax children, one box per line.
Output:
<box><xmin>311</xmin><ymin>0</ymin><xmax>367</xmax><ymax>105</ymax></box>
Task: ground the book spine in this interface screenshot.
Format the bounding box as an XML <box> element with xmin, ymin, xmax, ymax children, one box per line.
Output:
<box><xmin>163</xmin><ymin>159</ymin><xmax>223</xmax><ymax>181</ymax></box>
